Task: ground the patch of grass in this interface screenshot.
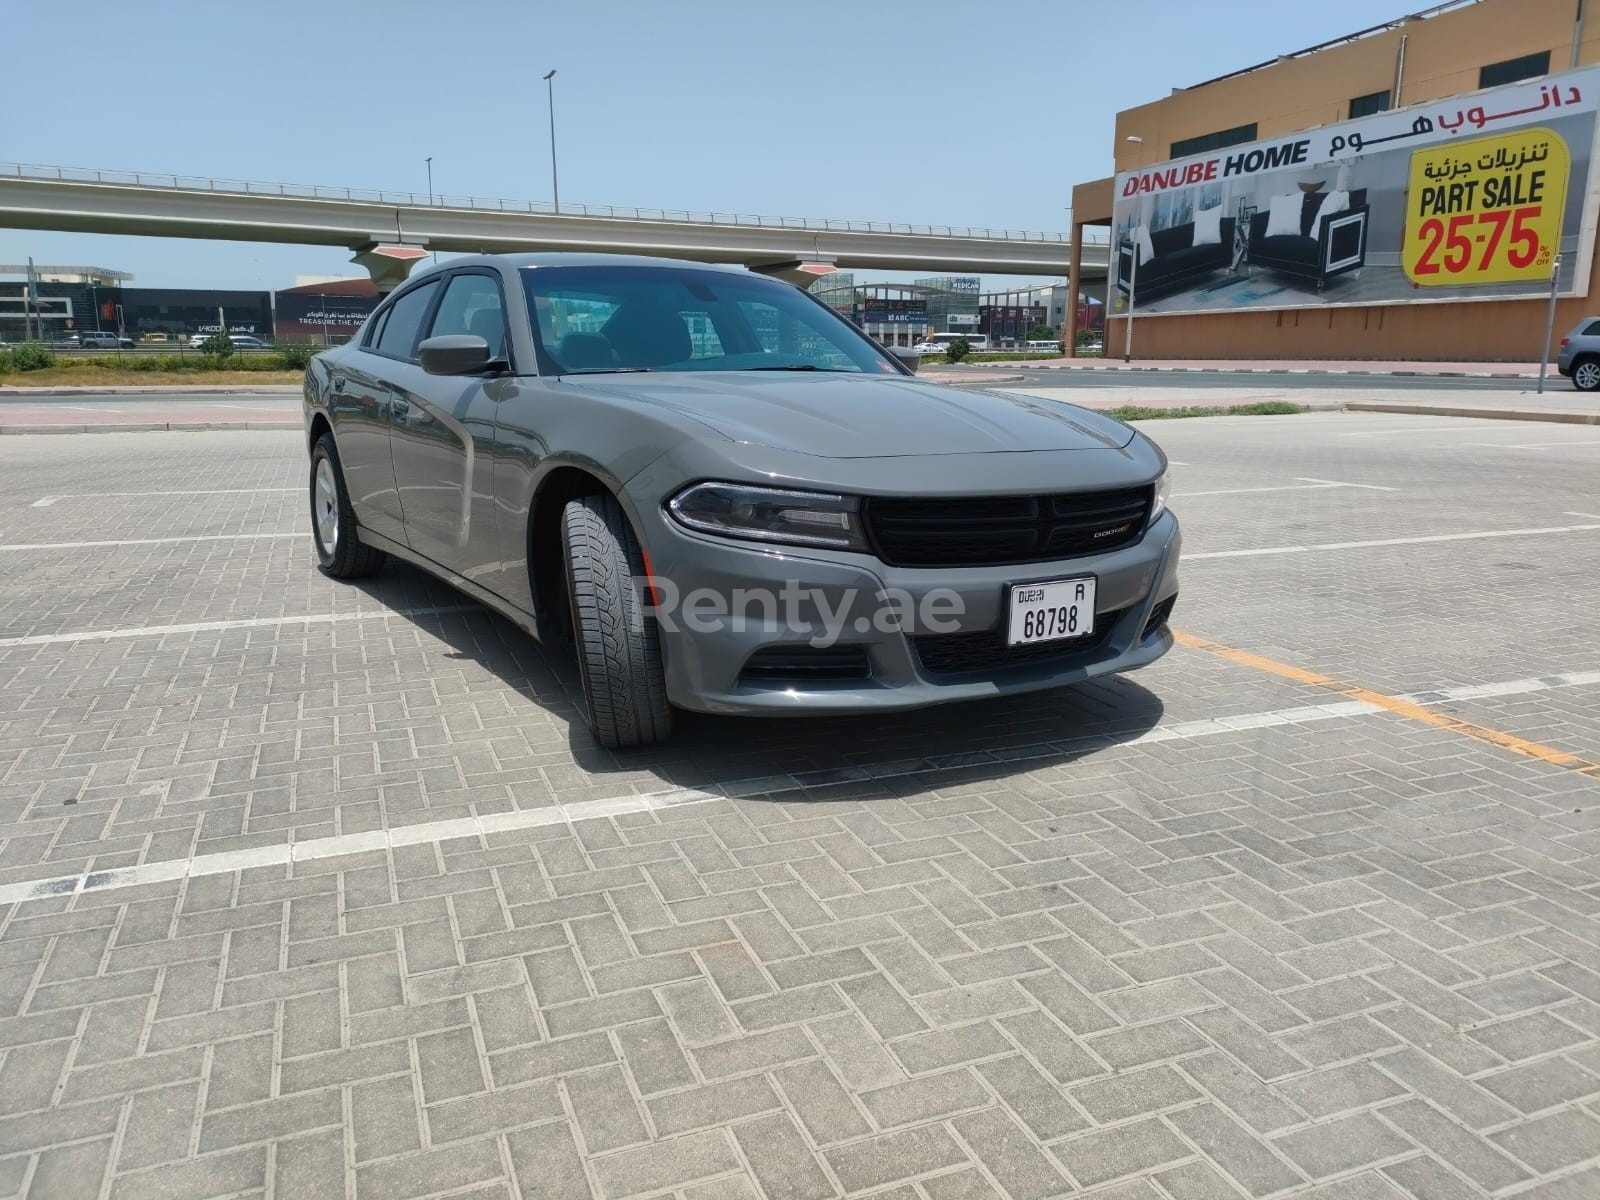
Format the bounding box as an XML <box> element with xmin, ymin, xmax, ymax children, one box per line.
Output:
<box><xmin>1105</xmin><ymin>401</ymin><xmax>1309</xmax><ymax>421</ymax></box>
<box><xmin>1</xmin><ymin>366</ymin><xmax>304</xmax><ymax>387</ymax></box>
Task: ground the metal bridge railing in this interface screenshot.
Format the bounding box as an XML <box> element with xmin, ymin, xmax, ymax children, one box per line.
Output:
<box><xmin>0</xmin><ymin>161</ymin><xmax>1111</xmax><ymax>246</ymax></box>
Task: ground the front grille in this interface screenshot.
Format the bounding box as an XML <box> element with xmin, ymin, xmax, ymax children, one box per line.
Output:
<box><xmin>912</xmin><ymin>607</ymin><xmax>1125</xmax><ymax>677</ymax></box>
<box><xmin>739</xmin><ymin>643</ymin><xmax>871</xmax><ymax>683</ymax></box>
<box><xmin>864</xmin><ymin>487</ymin><xmax>1153</xmax><ymax>568</ymax></box>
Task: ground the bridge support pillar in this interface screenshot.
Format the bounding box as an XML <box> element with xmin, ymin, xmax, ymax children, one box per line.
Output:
<box><xmin>351</xmin><ymin>241</ymin><xmax>431</xmax><ymax>292</ymax></box>
<box><xmin>745</xmin><ymin>256</ymin><xmax>838</xmax><ymax>288</ymax></box>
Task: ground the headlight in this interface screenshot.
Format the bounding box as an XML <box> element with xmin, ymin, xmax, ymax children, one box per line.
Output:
<box><xmin>1150</xmin><ymin>470</ymin><xmax>1171</xmax><ymax>522</ymax></box>
<box><xmin>668</xmin><ymin>482</ymin><xmax>869</xmax><ymax>551</ymax></box>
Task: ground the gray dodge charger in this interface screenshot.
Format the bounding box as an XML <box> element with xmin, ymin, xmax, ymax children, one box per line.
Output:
<box><xmin>303</xmin><ymin>254</ymin><xmax>1180</xmax><ymax>748</ymax></box>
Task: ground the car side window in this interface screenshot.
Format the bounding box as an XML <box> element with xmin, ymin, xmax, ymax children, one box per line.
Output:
<box><xmin>1584</xmin><ymin>321</ymin><xmax>1600</xmax><ymax>337</ymax></box>
<box><xmin>364</xmin><ymin>307</ymin><xmax>391</xmax><ymax>348</ymax></box>
<box><xmin>373</xmin><ymin>280</ymin><xmax>439</xmax><ymax>361</ymax></box>
<box><xmin>429</xmin><ymin>274</ymin><xmax>508</xmax><ymax>360</ymax></box>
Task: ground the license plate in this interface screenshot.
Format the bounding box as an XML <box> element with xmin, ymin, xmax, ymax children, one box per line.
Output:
<box><xmin>1007</xmin><ymin>577</ymin><xmax>1096</xmax><ymax>646</ymax></box>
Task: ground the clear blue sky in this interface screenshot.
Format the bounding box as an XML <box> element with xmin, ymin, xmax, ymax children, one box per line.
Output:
<box><xmin>1</xmin><ymin>0</ymin><xmax>1415</xmax><ymax>290</ymax></box>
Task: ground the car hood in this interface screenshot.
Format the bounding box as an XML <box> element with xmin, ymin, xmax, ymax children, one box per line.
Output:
<box><xmin>563</xmin><ymin>372</ymin><xmax>1135</xmax><ymax>458</ymax></box>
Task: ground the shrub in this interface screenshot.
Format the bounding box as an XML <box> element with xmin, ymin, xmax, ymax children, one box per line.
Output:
<box><xmin>9</xmin><ymin>343</ymin><xmax>55</xmax><ymax>371</ymax></box>
<box><xmin>275</xmin><ymin>343</ymin><xmax>320</xmax><ymax>370</ymax></box>
<box><xmin>944</xmin><ymin>336</ymin><xmax>970</xmax><ymax>363</ymax></box>
<box><xmin>199</xmin><ymin>332</ymin><xmax>234</xmax><ymax>358</ymax></box>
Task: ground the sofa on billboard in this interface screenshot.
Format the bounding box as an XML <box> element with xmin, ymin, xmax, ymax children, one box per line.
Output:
<box><xmin>1115</xmin><ymin>210</ymin><xmax>1235</xmax><ymax>303</ymax></box>
<box><xmin>1246</xmin><ymin>187</ymin><xmax>1369</xmax><ymax>291</ymax></box>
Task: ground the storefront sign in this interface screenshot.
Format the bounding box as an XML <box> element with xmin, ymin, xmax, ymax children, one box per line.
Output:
<box><xmin>1110</xmin><ymin>66</ymin><xmax>1600</xmax><ymax>315</ymax></box>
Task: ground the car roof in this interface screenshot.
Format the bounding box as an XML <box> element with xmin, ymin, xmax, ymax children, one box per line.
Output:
<box><xmin>402</xmin><ymin>252</ymin><xmax>756</xmax><ymax>284</ymax></box>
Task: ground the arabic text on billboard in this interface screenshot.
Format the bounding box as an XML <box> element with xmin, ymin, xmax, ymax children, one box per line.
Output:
<box><xmin>1110</xmin><ymin>67</ymin><xmax>1600</xmax><ymax>315</ymax></box>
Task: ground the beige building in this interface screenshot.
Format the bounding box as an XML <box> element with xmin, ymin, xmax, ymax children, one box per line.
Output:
<box><xmin>1068</xmin><ymin>0</ymin><xmax>1600</xmax><ymax>360</ymax></box>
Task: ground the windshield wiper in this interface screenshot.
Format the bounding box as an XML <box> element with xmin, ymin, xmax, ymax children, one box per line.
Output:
<box><xmin>746</xmin><ymin>364</ymin><xmax>851</xmax><ymax>372</ymax></box>
<box><xmin>560</xmin><ymin>367</ymin><xmax>652</xmax><ymax>375</ymax></box>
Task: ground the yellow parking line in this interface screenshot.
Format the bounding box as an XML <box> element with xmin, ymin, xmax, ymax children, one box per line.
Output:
<box><xmin>1173</xmin><ymin>631</ymin><xmax>1600</xmax><ymax>777</ymax></box>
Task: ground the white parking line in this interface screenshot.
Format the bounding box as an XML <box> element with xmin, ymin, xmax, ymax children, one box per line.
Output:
<box><xmin>1188</xmin><ymin>522</ymin><xmax>1600</xmax><ymax>560</ymax></box>
<box><xmin>3</xmin><ymin>665</ymin><xmax>1595</xmax><ymax>907</ymax></box>
<box><xmin>0</xmin><ymin>605</ymin><xmax>476</xmax><ymax>649</ymax></box>
<box><xmin>1337</xmin><ymin>425</ymin><xmax>1493</xmax><ymax>437</ymax></box>
<box><xmin>1565</xmin><ymin>511</ymin><xmax>1600</xmax><ymax>519</ymax></box>
<box><xmin>0</xmin><ymin>533</ymin><xmax>300</xmax><ymax>552</ymax></box>
<box><xmin>1177</xmin><ymin>478</ymin><xmax>1401</xmax><ymax>499</ymax></box>
<box><xmin>56</xmin><ymin>405</ymin><xmax>127</xmax><ymax>413</ymax></box>
<box><xmin>31</xmin><ymin>487</ymin><xmax>298</xmax><ymax>508</ymax></box>
<box><xmin>1177</xmin><ymin>483</ymin><xmax>1346</xmax><ymax>498</ymax></box>
<box><xmin>1293</xmin><ymin>477</ymin><xmax>1399</xmax><ymax>491</ymax></box>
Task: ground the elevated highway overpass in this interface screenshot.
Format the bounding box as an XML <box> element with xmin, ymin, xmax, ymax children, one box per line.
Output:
<box><xmin>0</xmin><ymin>162</ymin><xmax>1108</xmax><ymax>289</ymax></box>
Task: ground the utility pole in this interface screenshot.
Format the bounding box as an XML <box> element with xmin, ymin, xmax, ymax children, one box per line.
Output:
<box><xmin>24</xmin><ymin>257</ymin><xmax>37</xmax><ymax>343</ymax></box>
<box><xmin>1537</xmin><ymin>252</ymin><xmax>1564</xmax><ymax>394</ymax></box>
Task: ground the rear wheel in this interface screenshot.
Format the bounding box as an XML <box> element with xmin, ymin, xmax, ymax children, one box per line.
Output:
<box><xmin>310</xmin><ymin>433</ymin><xmax>385</xmax><ymax>579</ymax></box>
<box><xmin>1573</xmin><ymin>357</ymin><xmax>1600</xmax><ymax>391</ymax></box>
<box><xmin>561</xmin><ymin>494</ymin><xmax>672</xmax><ymax>749</ymax></box>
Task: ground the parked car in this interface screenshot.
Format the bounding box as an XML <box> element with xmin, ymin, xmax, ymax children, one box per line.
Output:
<box><xmin>1557</xmin><ymin>317</ymin><xmax>1600</xmax><ymax>390</ymax></box>
<box><xmin>303</xmin><ymin>254</ymin><xmax>1180</xmax><ymax>748</ymax></box>
<box><xmin>79</xmin><ymin>331</ymin><xmax>126</xmax><ymax>349</ymax></box>
<box><xmin>191</xmin><ymin>332</ymin><xmax>268</xmax><ymax>350</ymax></box>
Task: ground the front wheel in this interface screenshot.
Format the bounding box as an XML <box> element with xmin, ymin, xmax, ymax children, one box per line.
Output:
<box><xmin>310</xmin><ymin>433</ymin><xmax>385</xmax><ymax>579</ymax></box>
<box><xmin>1573</xmin><ymin>358</ymin><xmax>1600</xmax><ymax>391</ymax></box>
<box><xmin>561</xmin><ymin>494</ymin><xmax>672</xmax><ymax>749</ymax></box>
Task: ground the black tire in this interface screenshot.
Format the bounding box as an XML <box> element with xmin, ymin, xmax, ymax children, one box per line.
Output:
<box><xmin>561</xmin><ymin>494</ymin><xmax>672</xmax><ymax>749</ymax></box>
<box><xmin>1572</xmin><ymin>357</ymin><xmax>1600</xmax><ymax>392</ymax></box>
<box><xmin>310</xmin><ymin>433</ymin><xmax>386</xmax><ymax>579</ymax></box>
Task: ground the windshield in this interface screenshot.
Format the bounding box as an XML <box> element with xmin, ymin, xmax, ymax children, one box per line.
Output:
<box><xmin>522</xmin><ymin>264</ymin><xmax>905</xmax><ymax>376</ymax></box>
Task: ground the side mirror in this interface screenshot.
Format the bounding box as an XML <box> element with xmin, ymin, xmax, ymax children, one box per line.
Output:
<box><xmin>889</xmin><ymin>346</ymin><xmax>923</xmax><ymax>374</ymax></box>
<box><xmin>418</xmin><ymin>334</ymin><xmax>496</xmax><ymax>376</ymax></box>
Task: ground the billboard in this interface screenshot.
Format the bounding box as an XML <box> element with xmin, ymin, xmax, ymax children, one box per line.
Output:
<box><xmin>861</xmin><ymin>297</ymin><xmax>927</xmax><ymax>323</ymax></box>
<box><xmin>1110</xmin><ymin>66</ymin><xmax>1600</xmax><ymax>316</ymax></box>
<box><xmin>273</xmin><ymin>290</ymin><xmax>378</xmax><ymax>341</ymax></box>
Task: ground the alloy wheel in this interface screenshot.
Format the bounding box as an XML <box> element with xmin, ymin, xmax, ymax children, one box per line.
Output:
<box><xmin>314</xmin><ymin>456</ymin><xmax>340</xmax><ymax>552</ymax></box>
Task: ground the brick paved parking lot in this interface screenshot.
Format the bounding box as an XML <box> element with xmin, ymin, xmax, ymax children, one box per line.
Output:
<box><xmin>1</xmin><ymin>412</ymin><xmax>1597</xmax><ymax>1199</ymax></box>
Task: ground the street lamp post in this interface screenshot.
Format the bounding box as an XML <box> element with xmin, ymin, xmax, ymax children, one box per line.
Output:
<box><xmin>425</xmin><ymin>156</ymin><xmax>437</xmax><ymax>262</ymax></box>
<box><xmin>543</xmin><ymin>69</ymin><xmax>560</xmax><ymax>213</ymax></box>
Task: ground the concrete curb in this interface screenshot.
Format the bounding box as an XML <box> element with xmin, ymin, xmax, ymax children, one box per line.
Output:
<box><xmin>1344</xmin><ymin>402</ymin><xmax>1600</xmax><ymax>424</ymax></box>
<box><xmin>974</xmin><ymin>362</ymin><xmax>1542</xmax><ymax>379</ymax></box>
<box><xmin>0</xmin><ymin>422</ymin><xmax>302</xmax><ymax>435</ymax></box>
<box><xmin>0</xmin><ymin>385</ymin><xmax>302</xmax><ymax>396</ymax></box>
<box><xmin>925</xmin><ymin>373</ymin><xmax>1026</xmax><ymax>386</ymax></box>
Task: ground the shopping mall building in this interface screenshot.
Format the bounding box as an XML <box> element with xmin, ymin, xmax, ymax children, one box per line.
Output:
<box><xmin>1067</xmin><ymin>0</ymin><xmax>1600</xmax><ymax>360</ymax></box>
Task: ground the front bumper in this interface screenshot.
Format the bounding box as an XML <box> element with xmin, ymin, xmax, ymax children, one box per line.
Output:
<box><xmin>639</xmin><ymin>507</ymin><xmax>1182</xmax><ymax>716</ymax></box>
